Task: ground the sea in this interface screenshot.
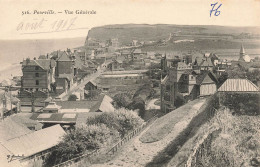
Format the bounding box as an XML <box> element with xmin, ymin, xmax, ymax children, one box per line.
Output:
<box><xmin>0</xmin><ymin>37</ymin><xmax>85</xmax><ymax>82</ymax></box>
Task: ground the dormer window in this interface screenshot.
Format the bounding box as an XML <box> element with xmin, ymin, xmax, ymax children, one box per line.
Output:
<box><xmin>35</xmin><ymin>73</ymin><xmax>39</xmax><ymax>77</ymax></box>
<box><xmin>35</xmin><ymin>66</ymin><xmax>39</xmax><ymax>70</ymax></box>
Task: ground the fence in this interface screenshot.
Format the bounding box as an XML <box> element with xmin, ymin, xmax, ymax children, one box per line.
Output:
<box><xmin>106</xmin><ymin>114</ymin><xmax>158</xmax><ymax>155</ymax></box>
<box><xmin>53</xmin><ymin>149</ymin><xmax>100</xmax><ymax>167</ymax></box>
<box><xmin>52</xmin><ymin>114</ymin><xmax>158</xmax><ymax>167</ymax></box>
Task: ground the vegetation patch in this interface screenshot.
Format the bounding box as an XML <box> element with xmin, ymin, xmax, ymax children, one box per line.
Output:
<box><xmin>221</xmin><ymin>93</ymin><xmax>260</xmax><ymax>115</ymax></box>
<box><xmin>44</xmin><ymin>109</ymin><xmax>144</xmax><ymax>166</ymax></box>
<box><xmin>191</xmin><ymin>109</ymin><xmax>260</xmax><ymax>167</ymax></box>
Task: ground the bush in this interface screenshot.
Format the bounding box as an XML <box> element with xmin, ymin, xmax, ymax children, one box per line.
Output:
<box><xmin>221</xmin><ymin>93</ymin><xmax>260</xmax><ymax>115</ymax></box>
<box><xmin>44</xmin><ymin>124</ymin><xmax>119</xmax><ymax>166</ymax></box>
<box><xmin>87</xmin><ymin>108</ymin><xmax>144</xmax><ymax>137</ymax></box>
<box><xmin>68</xmin><ymin>94</ymin><xmax>77</xmax><ymax>101</ymax></box>
<box><xmin>174</xmin><ymin>93</ymin><xmax>185</xmax><ymax>108</ymax></box>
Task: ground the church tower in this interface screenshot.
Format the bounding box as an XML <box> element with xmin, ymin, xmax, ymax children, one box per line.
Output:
<box><xmin>238</xmin><ymin>44</ymin><xmax>251</xmax><ymax>62</ymax></box>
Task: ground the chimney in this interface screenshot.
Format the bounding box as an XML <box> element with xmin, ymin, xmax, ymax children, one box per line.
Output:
<box><xmin>33</xmin><ymin>57</ymin><xmax>36</xmax><ymax>60</ymax></box>
<box><xmin>47</xmin><ymin>54</ymin><xmax>49</xmax><ymax>59</ymax></box>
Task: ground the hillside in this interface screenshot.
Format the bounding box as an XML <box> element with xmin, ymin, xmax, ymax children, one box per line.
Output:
<box><xmin>87</xmin><ymin>24</ymin><xmax>260</xmax><ymax>45</ymax></box>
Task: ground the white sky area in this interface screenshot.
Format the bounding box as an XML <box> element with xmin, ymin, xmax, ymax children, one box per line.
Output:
<box><xmin>0</xmin><ymin>0</ymin><xmax>260</xmax><ymax>40</ymax></box>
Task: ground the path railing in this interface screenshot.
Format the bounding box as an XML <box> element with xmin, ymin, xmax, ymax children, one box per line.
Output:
<box><xmin>106</xmin><ymin>114</ymin><xmax>158</xmax><ymax>155</ymax></box>
<box><xmin>52</xmin><ymin>114</ymin><xmax>158</xmax><ymax>167</ymax></box>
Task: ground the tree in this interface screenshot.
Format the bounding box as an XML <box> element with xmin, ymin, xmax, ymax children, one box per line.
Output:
<box><xmin>68</xmin><ymin>94</ymin><xmax>77</xmax><ymax>101</ymax></box>
<box><xmin>113</xmin><ymin>93</ymin><xmax>132</xmax><ymax>108</ymax></box>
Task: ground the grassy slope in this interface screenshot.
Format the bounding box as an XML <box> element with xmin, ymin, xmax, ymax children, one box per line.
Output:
<box><xmin>144</xmin><ymin>95</ymin><xmax>218</xmax><ymax>167</ymax></box>
<box><xmin>140</xmin><ymin>98</ymin><xmax>206</xmax><ymax>143</ymax></box>
<box><xmin>192</xmin><ymin>109</ymin><xmax>260</xmax><ymax>167</ymax></box>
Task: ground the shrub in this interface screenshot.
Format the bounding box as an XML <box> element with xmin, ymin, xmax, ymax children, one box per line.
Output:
<box><xmin>44</xmin><ymin>124</ymin><xmax>119</xmax><ymax>166</ymax></box>
<box><xmin>86</xmin><ymin>108</ymin><xmax>144</xmax><ymax>137</ymax></box>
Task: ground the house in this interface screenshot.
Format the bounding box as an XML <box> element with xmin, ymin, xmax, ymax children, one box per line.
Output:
<box><xmin>55</xmin><ymin>51</ymin><xmax>75</xmax><ymax>94</ymax></box>
<box><xmin>177</xmin><ymin>70</ymin><xmax>197</xmax><ymax>96</ymax></box>
<box><xmin>121</xmin><ymin>50</ymin><xmax>132</xmax><ymax>62</ymax></box>
<box><xmin>84</xmin><ymin>80</ymin><xmax>98</xmax><ymax>91</ymax></box>
<box><xmin>131</xmin><ymin>49</ymin><xmax>146</xmax><ymax>61</ymax></box>
<box><xmin>21</xmin><ymin>58</ymin><xmax>56</xmax><ymax>92</ymax></box>
<box><xmin>215</xmin><ymin>60</ymin><xmax>232</xmax><ymax>75</ymax></box>
<box><xmin>193</xmin><ymin>56</ymin><xmax>214</xmax><ymax>72</ymax></box>
<box><xmin>84</xmin><ymin>80</ymin><xmax>99</xmax><ymax>99</ymax></box>
<box><xmin>1</xmin><ymin>125</ymin><xmax>65</xmax><ymax>165</ymax></box>
<box><xmin>107</xmin><ymin>59</ymin><xmax>124</xmax><ymax>71</ymax></box>
<box><xmin>195</xmin><ymin>71</ymin><xmax>218</xmax><ymax>97</ymax></box>
<box><xmin>89</xmin><ymin>95</ymin><xmax>115</xmax><ymax>112</ymax></box>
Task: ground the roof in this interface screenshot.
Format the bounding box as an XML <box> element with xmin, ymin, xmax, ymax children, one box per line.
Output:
<box><xmin>196</xmin><ymin>71</ymin><xmax>217</xmax><ymax>85</ymax></box>
<box><xmin>218</xmin><ymin>79</ymin><xmax>260</xmax><ymax>92</ymax></box>
<box><xmin>30</xmin><ymin>113</ymin><xmax>78</xmax><ymax>123</ymax></box>
<box><xmin>0</xmin><ymin>117</ymin><xmax>32</xmax><ymax>143</ymax></box>
<box><xmin>57</xmin><ymin>51</ymin><xmax>73</xmax><ymax>62</ymax></box>
<box><xmin>43</xmin><ymin>102</ymin><xmax>61</xmax><ymax>111</ymax></box>
<box><xmin>199</xmin><ymin>58</ymin><xmax>214</xmax><ymax>67</ymax></box>
<box><xmin>2</xmin><ymin>125</ymin><xmax>65</xmax><ymax>157</ymax></box>
<box><xmin>89</xmin><ymin>95</ymin><xmax>115</xmax><ymax>112</ymax></box>
<box><xmin>8</xmin><ymin>113</ymin><xmax>43</xmax><ymax>130</ymax></box>
<box><xmin>240</xmin><ymin>44</ymin><xmax>245</xmax><ymax>54</ymax></box>
<box><xmin>22</xmin><ymin>59</ymin><xmax>51</xmax><ymax>70</ymax></box>
<box><xmin>55</xmin><ymin>100</ymin><xmax>95</xmax><ymax>109</ymax></box>
<box><xmin>85</xmin><ymin>80</ymin><xmax>97</xmax><ymax>87</ymax></box>
<box><xmin>133</xmin><ymin>49</ymin><xmax>142</xmax><ymax>54</ymax></box>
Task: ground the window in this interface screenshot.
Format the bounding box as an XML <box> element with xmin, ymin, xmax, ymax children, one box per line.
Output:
<box><xmin>35</xmin><ymin>73</ymin><xmax>39</xmax><ymax>77</ymax></box>
<box><xmin>184</xmin><ymin>76</ymin><xmax>188</xmax><ymax>80</ymax></box>
<box><xmin>191</xmin><ymin>76</ymin><xmax>194</xmax><ymax>79</ymax></box>
<box><xmin>36</xmin><ymin>80</ymin><xmax>39</xmax><ymax>85</ymax></box>
<box><xmin>35</xmin><ymin>66</ymin><xmax>39</xmax><ymax>70</ymax></box>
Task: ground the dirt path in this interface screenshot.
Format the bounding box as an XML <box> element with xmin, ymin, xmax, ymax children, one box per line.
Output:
<box><xmin>91</xmin><ymin>99</ymin><xmax>206</xmax><ymax>167</ymax></box>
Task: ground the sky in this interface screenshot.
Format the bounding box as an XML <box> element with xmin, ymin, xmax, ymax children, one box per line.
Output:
<box><xmin>0</xmin><ymin>0</ymin><xmax>260</xmax><ymax>40</ymax></box>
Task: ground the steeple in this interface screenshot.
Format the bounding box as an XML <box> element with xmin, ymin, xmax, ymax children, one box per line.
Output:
<box><xmin>240</xmin><ymin>44</ymin><xmax>245</xmax><ymax>55</ymax></box>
